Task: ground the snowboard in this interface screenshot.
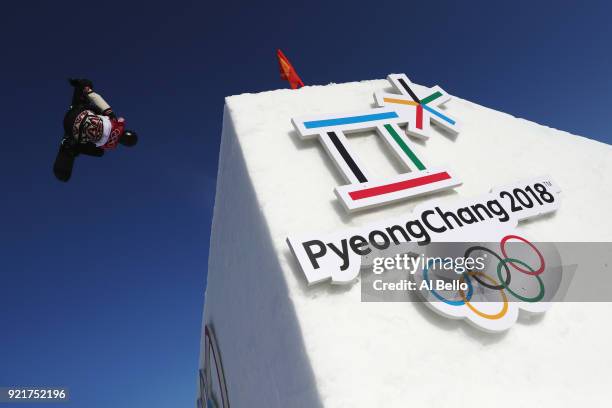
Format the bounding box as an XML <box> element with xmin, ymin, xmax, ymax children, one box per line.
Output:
<box><xmin>53</xmin><ymin>129</ymin><xmax>137</xmax><ymax>182</ymax></box>
<box><xmin>53</xmin><ymin>139</ymin><xmax>108</xmax><ymax>182</ymax></box>
<box><xmin>53</xmin><ymin>140</ymin><xmax>76</xmax><ymax>182</ymax></box>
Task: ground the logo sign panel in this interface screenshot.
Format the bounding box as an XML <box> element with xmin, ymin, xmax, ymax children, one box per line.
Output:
<box><xmin>287</xmin><ymin>74</ymin><xmax>563</xmax><ymax>332</ymax></box>
<box><xmin>292</xmin><ymin>105</ymin><xmax>461</xmax><ymax>212</ymax></box>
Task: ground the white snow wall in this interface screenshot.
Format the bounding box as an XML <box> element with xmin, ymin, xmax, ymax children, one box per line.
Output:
<box><xmin>200</xmin><ymin>78</ymin><xmax>612</xmax><ymax>408</ymax></box>
<box><xmin>199</xmin><ymin>106</ymin><xmax>322</xmax><ymax>407</ymax></box>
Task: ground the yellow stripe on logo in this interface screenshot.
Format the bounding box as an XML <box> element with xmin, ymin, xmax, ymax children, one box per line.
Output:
<box><xmin>383</xmin><ymin>97</ymin><xmax>419</xmax><ymax>106</ymax></box>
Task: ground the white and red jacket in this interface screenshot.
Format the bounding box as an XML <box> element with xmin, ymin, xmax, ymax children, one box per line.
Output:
<box><xmin>71</xmin><ymin>87</ymin><xmax>125</xmax><ymax>149</ymax></box>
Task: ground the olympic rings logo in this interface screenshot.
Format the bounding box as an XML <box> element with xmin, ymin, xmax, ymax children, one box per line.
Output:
<box><xmin>420</xmin><ymin>234</ymin><xmax>548</xmax><ymax>323</ymax></box>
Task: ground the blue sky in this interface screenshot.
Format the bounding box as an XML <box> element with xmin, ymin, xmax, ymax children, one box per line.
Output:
<box><xmin>0</xmin><ymin>1</ymin><xmax>610</xmax><ymax>407</ymax></box>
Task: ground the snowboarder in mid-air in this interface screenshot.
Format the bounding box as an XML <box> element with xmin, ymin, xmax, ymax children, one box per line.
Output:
<box><xmin>53</xmin><ymin>78</ymin><xmax>138</xmax><ymax>182</ymax></box>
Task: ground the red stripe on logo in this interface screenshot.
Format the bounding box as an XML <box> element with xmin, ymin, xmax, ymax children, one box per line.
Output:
<box><xmin>416</xmin><ymin>104</ymin><xmax>423</xmax><ymax>129</ymax></box>
<box><xmin>348</xmin><ymin>172</ymin><xmax>451</xmax><ymax>200</ymax></box>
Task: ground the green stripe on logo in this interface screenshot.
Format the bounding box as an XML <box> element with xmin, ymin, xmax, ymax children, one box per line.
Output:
<box><xmin>384</xmin><ymin>124</ymin><xmax>426</xmax><ymax>171</ymax></box>
<box><xmin>420</xmin><ymin>91</ymin><xmax>443</xmax><ymax>105</ymax></box>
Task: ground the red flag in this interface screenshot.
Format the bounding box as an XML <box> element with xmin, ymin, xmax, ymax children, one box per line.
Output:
<box><xmin>277</xmin><ymin>49</ymin><xmax>304</xmax><ymax>89</ymax></box>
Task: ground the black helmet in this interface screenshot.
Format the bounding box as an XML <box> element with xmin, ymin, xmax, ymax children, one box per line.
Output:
<box><xmin>120</xmin><ymin>130</ymin><xmax>138</xmax><ymax>147</ymax></box>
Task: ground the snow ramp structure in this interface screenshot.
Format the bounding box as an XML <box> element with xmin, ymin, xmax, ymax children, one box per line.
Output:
<box><xmin>198</xmin><ymin>76</ymin><xmax>612</xmax><ymax>407</ymax></box>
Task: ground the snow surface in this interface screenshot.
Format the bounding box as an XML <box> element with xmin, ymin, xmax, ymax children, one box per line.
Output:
<box><xmin>200</xmin><ymin>78</ymin><xmax>612</xmax><ymax>407</ymax></box>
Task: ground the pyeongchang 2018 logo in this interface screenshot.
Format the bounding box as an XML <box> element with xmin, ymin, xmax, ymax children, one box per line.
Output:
<box><xmin>287</xmin><ymin>74</ymin><xmax>565</xmax><ymax>332</ymax></box>
<box><xmin>292</xmin><ymin>74</ymin><xmax>461</xmax><ymax>212</ymax></box>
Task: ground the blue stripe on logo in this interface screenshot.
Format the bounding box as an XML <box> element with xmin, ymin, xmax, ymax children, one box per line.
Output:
<box><xmin>303</xmin><ymin>111</ymin><xmax>399</xmax><ymax>129</ymax></box>
<box><xmin>422</xmin><ymin>105</ymin><xmax>455</xmax><ymax>125</ymax></box>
